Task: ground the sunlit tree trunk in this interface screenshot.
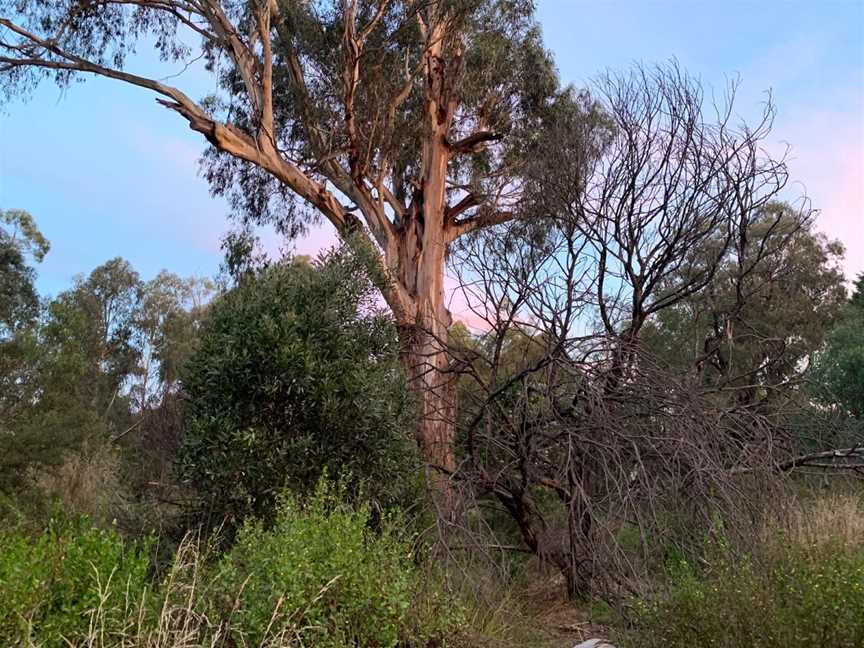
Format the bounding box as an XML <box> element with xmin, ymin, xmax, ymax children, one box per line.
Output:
<box><xmin>391</xmin><ymin>34</ymin><xmax>459</xmax><ymax>511</ymax></box>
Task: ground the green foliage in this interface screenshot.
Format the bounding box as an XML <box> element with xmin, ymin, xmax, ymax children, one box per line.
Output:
<box><xmin>137</xmin><ymin>272</ymin><xmax>214</xmax><ymax>394</ymax></box>
<box><xmin>0</xmin><ymin>484</ymin><xmax>463</xmax><ymax>647</ymax></box>
<box><xmin>0</xmin><ymin>258</ymin><xmax>145</xmax><ymax>499</ymax></box>
<box><xmin>0</xmin><ymin>209</ymin><xmax>48</xmax><ymax>338</ymax></box>
<box><xmin>0</xmin><ymin>215</ymin><xmax>214</xmax><ymax>527</ymax></box>
<box><xmin>179</xmin><ymin>246</ymin><xmax>418</xmax><ymax>529</ymax></box>
<box><xmin>642</xmin><ymin>204</ymin><xmax>847</xmax><ymax>408</ymax></box>
<box><xmin>0</xmin><ymin>517</ymin><xmax>151</xmax><ymax>646</ymax></box>
<box><xmin>209</xmin><ymin>479</ymin><xmax>460</xmax><ymax>647</ymax></box>
<box><xmin>812</xmin><ymin>274</ymin><xmax>864</xmax><ymax>418</ymax></box>
<box><xmin>622</xmin><ymin>539</ymin><xmax>864</xmax><ymax>648</ymax></box>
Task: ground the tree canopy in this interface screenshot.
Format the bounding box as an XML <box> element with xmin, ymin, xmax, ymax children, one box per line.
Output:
<box><xmin>0</xmin><ymin>209</ymin><xmax>48</xmax><ymax>338</ymax></box>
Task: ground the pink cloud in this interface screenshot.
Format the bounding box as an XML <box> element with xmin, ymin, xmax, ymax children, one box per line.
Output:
<box><xmin>445</xmin><ymin>273</ymin><xmax>496</xmax><ymax>332</ymax></box>
<box><xmin>292</xmin><ymin>221</ymin><xmax>339</xmax><ymax>258</ymax></box>
<box><xmin>814</xmin><ymin>145</ymin><xmax>864</xmax><ymax>279</ymax></box>
<box><xmin>775</xmin><ymin>105</ymin><xmax>864</xmax><ymax>281</ymax></box>
<box><xmin>129</xmin><ymin>127</ymin><xmax>202</xmax><ymax>173</ymax></box>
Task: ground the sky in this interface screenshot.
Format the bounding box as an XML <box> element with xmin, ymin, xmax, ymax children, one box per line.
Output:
<box><xmin>1</xmin><ymin>0</ymin><xmax>862</xmax><ymax>298</ymax></box>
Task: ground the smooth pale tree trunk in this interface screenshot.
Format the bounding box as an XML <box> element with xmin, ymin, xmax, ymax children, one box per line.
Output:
<box><xmin>392</xmin><ymin>155</ymin><xmax>459</xmax><ymax>516</ymax></box>
<box><xmin>396</xmin><ymin>68</ymin><xmax>456</xmax><ymax>519</ymax></box>
<box><xmin>387</xmin><ymin>32</ymin><xmax>462</xmax><ymax>516</ymax></box>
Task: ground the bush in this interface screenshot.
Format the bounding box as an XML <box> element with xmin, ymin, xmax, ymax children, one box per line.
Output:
<box><xmin>0</xmin><ymin>485</ymin><xmax>465</xmax><ymax>647</ymax></box>
<box><xmin>179</xmin><ymin>246</ymin><xmax>418</xmax><ymax>531</ymax></box>
<box><xmin>207</xmin><ymin>479</ymin><xmax>461</xmax><ymax>647</ymax></box>
<box><xmin>622</xmin><ymin>521</ymin><xmax>864</xmax><ymax>647</ymax></box>
<box><xmin>0</xmin><ymin>517</ymin><xmax>150</xmax><ymax>646</ymax></box>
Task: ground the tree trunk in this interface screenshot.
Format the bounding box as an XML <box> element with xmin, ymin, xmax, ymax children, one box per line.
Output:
<box><xmin>394</xmin><ymin>212</ymin><xmax>459</xmax><ymax>517</ymax></box>
<box><xmin>391</xmin><ymin>31</ymin><xmax>461</xmax><ymax>516</ymax></box>
<box><xmin>398</xmin><ymin>312</ymin><xmax>458</xmax><ymax>516</ymax></box>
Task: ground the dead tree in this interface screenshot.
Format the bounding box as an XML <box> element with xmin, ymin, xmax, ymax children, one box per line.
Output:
<box><xmin>447</xmin><ymin>64</ymin><xmax>858</xmax><ymax>599</ymax></box>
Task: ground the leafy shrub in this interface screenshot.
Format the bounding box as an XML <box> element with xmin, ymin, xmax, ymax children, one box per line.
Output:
<box><xmin>0</xmin><ymin>517</ymin><xmax>150</xmax><ymax>646</ymax></box>
<box><xmin>207</xmin><ymin>479</ymin><xmax>461</xmax><ymax>647</ymax></box>
<box><xmin>622</xmin><ymin>537</ymin><xmax>864</xmax><ymax>647</ymax></box>
<box><xmin>179</xmin><ymin>246</ymin><xmax>418</xmax><ymax>530</ymax></box>
<box><xmin>0</xmin><ymin>489</ymin><xmax>464</xmax><ymax>647</ymax></box>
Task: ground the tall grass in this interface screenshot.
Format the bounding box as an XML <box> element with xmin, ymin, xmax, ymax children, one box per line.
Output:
<box><xmin>619</xmin><ymin>491</ymin><xmax>864</xmax><ymax>648</ymax></box>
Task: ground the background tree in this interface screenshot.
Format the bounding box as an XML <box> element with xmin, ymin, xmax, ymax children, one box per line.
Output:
<box><xmin>0</xmin><ymin>258</ymin><xmax>144</xmax><ymax>501</ymax></box>
<box><xmin>0</xmin><ymin>209</ymin><xmax>50</xmax><ymax>495</ymax></box>
<box><xmin>812</xmin><ymin>275</ymin><xmax>864</xmax><ymax>419</ymax></box>
<box><xmin>0</xmin><ymin>228</ymin><xmax>216</xmax><ymax>529</ymax></box>
<box><xmin>0</xmin><ymin>209</ymin><xmax>48</xmax><ymax>338</ymax></box>
<box><xmin>178</xmin><ymin>245</ymin><xmax>418</xmax><ymax>529</ymax></box>
<box><xmin>38</xmin><ymin>258</ymin><xmax>144</xmax><ymax>439</ymax></box>
<box><xmin>0</xmin><ymin>1</ymin><xmax>601</xmax><ymax>508</ymax></box>
<box><xmin>121</xmin><ymin>272</ymin><xmax>216</xmax><ymax>528</ymax></box>
<box><xmin>642</xmin><ymin>203</ymin><xmax>848</xmax><ymax>411</ymax></box>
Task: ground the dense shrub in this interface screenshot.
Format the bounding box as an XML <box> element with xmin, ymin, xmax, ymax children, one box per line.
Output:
<box><xmin>208</xmin><ymin>479</ymin><xmax>461</xmax><ymax>647</ymax></box>
<box><xmin>0</xmin><ymin>483</ymin><xmax>464</xmax><ymax>647</ymax></box>
<box><xmin>0</xmin><ymin>518</ymin><xmax>150</xmax><ymax>646</ymax></box>
<box><xmin>622</xmin><ymin>535</ymin><xmax>864</xmax><ymax>647</ymax></box>
<box><xmin>179</xmin><ymin>247</ymin><xmax>418</xmax><ymax>530</ymax></box>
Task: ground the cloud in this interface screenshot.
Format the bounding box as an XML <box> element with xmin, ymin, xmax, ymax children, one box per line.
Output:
<box><xmin>291</xmin><ymin>221</ymin><xmax>339</xmax><ymax>258</ymax></box>
<box><xmin>774</xmin><ymin>99</ymin><xmax>864</xmax><ymax>281</ymax></box>
<box><xmin>129</xmin><ymin>127</ymin><xmax>203</xmax><ymax>174</ymax></box>
<box><xmin>815</xmin><ymin>144</ymin><xmax>864</xmax><ymax>279</ymax></box>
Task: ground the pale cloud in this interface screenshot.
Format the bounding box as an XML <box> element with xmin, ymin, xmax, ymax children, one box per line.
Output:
<box><xmin>291</xmin><ymin>221</ymin><xmax>339</xmax><ymax>258</ymax></box>
<box><xmin>445</xmin><ymin>273</ymin><xmax>496</xmax><ymax>332</ymax></box>
<box><xmin>814</xmin><ymin>144</ymin><xmax>864</xmax><ymax>279</ymax></box>
<box><xmin>128</xmin><ymin>125</ymin><xmax>202</xmax><ymax>172</ymax></box>
<box><xmin>774</xmin><ymin>98</ymin><xmax>864</xmax><ymax>281</ymax></box>
<box><xmin>726</xmin><ymin>19</ymin><xmax>863</xmax><ymax>282</ymax></box>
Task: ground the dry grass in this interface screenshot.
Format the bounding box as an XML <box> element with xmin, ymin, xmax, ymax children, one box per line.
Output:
<box><xmin>57</xmin><ymin>535</ymin><xmax>223</xmax><ymax>648</ymax></box>
<box><xmin>32</xmin><ymin>442</ymin><xmax>126</xmax><ymax>522</ymax></box>
<box><xmin>780</xmin><ymin>491</ymin><xmax>864</xmax><ymax>552</ymax></box>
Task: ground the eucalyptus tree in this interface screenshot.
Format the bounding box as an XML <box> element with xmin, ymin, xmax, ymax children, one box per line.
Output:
<box><xmin>0</xmin><ymin>1</ymin><xmax>588</xmax><ymax>504</ymax></box>
<box><xmin>0</xmin><ymin>209</ymin><xmax>49</xmax><ymax>338</ymax></box>
<box><xmin>642</xmin><ymin>203</ymin><xmax>848</xmax><ymax>411</ymax></box>
<box><xmin>0</xmin><ymin>209</ymin><xmax>49</xmax><ymax>476</ymax></box>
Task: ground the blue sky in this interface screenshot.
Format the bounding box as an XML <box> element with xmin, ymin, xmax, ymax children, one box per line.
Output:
<box><xmin>1</xmin><ymin>0</ymin><xmax>862</xmax><ymax>297</ymax></box>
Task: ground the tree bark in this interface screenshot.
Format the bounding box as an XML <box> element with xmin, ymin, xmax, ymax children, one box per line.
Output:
<box><xmin>387</xmin><ymin>26</ymin><xmax>462</xmax><ymax>516</ymax></box>
<box><xmin>398</xmin><ymin>311</ymin><xmax>458</xmax><ymax>516</ymax></box>
<box><xmin>392</xmin><ymin>132</ymin><xmax>459</xmax><ymax>514</ymax></box>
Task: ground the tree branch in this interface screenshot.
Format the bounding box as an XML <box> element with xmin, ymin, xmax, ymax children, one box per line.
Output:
<box><xmin>446</xmin><ymin>210</ymin><xmax>514</xmax><ymax>241</ymax></box>
<box><xmin>776</xmin><ymin>445</ymin><xmax>864</xmax><ymax>472</ymax></box>
<box><xmin>448</xmin><ymin>130</ymin><xmax>503</xmax><ymax>154</ymax></box>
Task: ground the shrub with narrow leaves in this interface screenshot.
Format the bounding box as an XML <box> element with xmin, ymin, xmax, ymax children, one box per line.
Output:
<box><xmin>179</xmin><ymin>246</ymin><xmax>418</xmax><ymax>531</ymax></box>
<box><xmin>208</xmin><ymin>479</ymin><xmax>461</xmax><ymax>647</ymax></box>
<box><xmin>0</xmin><ymin>518</ymin><xmax>150</xmax><ymax>645</ymax></box>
